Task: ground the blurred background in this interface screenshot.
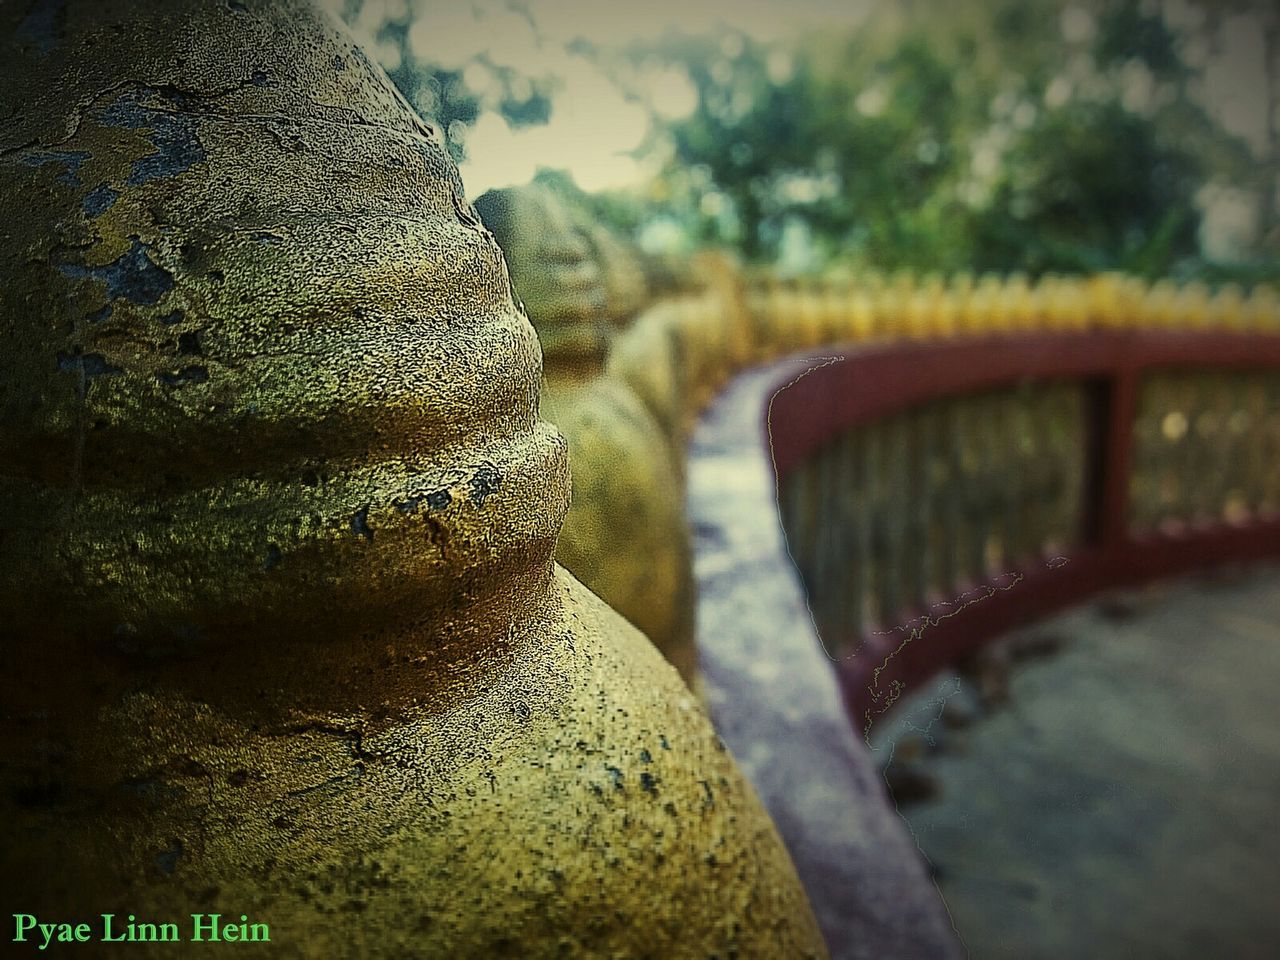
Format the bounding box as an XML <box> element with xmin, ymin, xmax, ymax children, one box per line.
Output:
<box><xmin>330</xmin><ymin>0</ymin><xmax>1278</xmax><ymax>282</ymax></box>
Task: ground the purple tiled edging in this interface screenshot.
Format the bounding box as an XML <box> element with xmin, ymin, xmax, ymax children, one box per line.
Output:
<box><xmin>688</xmin><ymin>359</ymin><xmax>965</xmax><ymax>960</ymax></box>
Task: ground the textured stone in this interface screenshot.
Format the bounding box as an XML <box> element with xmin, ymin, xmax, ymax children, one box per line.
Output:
<box><xmin>478</xmin><ymin>185</ymin><xmax>697</xmax><ymax>683</ymax></box>
<box><xmin>474</xmin><ymin>185</ymin><xmax>611</xmax><ymax>360</ymax></box>
<box><xmin>0</xmin><ymin>2</ymin><xmax>825</xmax><ymax>955</ymax></box>
<box><xmin>540</xmin><ymin>374</ymin><xmax>698</xmax><ymax>682</ymax></box>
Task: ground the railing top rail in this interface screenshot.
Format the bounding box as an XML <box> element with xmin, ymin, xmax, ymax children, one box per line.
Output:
<box><xmin>766</xmin><ymin>330</ymin><xmax>1280</xmax><ymax>479</ymax></box>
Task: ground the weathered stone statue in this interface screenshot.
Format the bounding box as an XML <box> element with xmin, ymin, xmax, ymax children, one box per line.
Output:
<box><xmin>476</xmin><ymin>185</ymin><xmax>699</xmax><ymax>684</ymax></box>
<box><xmin>0</xmin><ymin>2</ymin><xmax>826</xmax><ymax>956</ymax></box>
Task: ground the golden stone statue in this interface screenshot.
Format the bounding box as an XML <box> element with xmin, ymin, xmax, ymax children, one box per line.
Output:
<box><xmin>476</xmin><ymin>185</ymin><xmax>699</xmax><ymax>684</ymax></box>
<box><xmin>0</xmin><ymin>1</ymin><xmax>826</xmax><ymax>956</ymax></box>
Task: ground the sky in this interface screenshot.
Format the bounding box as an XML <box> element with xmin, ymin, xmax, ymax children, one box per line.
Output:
<box><xmin>337</xmin><ymin>0</ymin><xmax>874</xmax><ymax>194</ymax></box>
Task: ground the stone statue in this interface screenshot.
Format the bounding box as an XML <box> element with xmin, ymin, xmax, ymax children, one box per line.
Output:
<box><xmin>476</xmin><ymin>185</ymin><xmax>699</xmax><ymax>684</ymax></box>
<box><xmin>0</xmin><ymin>1</ymin><xmax>825</xmax><ymax>956</ymax></box>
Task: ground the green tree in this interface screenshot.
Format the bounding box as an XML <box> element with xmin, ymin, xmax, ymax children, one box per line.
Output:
<box><xmin>635</xmin><ymin>0</ymin><xmax>1257</xmax><ymax>276</ymax></box>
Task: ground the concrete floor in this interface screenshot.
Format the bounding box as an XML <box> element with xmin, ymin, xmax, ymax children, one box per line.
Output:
<box><xmin>874</xmin><ymin>564</ymin><xmax>1280</xmax><ymax>960</ymax></box>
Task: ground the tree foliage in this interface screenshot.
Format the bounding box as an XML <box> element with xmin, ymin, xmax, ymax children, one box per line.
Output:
<box><xmin>635</xmin><ymin>0</ymin><xmax>1260</xmax><ymax>276</ymax></box>
<box><xmin>336</xmin><ymin>0</ymin><xmax>555</xmax><ymax>162</ymax></box>
<box><xmin>339</xmin><ymin>0</ymin><xmax>1275</xmax><ymax>279</ymax></box>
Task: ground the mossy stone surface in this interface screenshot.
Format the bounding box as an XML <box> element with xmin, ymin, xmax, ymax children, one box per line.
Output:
<box><xmin>0</xmin><ymin>2</ymin><xmax>826</xmax><ymax>956</ymax></box>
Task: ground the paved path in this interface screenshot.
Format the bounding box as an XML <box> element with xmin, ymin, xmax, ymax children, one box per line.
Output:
<box><xmin>875</xmin><ymin>565</ymin><xmax>1280</xmax><ymax>959</ymax></box>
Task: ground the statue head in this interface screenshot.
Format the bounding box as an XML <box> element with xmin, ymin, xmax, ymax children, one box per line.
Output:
<box><xmin>0</xmin><ymin>0</ymin><xmax>568</xmax><ymax>710</ymax></box>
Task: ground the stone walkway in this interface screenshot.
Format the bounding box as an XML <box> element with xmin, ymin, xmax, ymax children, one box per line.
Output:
<box><xmin>874</xmin><ymin>564</ymin><xmax>1280</xmax><ymax>960</ymax></box>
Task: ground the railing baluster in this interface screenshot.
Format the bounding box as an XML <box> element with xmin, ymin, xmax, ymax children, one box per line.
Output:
<box><xmin>1131</xmin><ymin>376</ymin><xmax>1162</xmax><ymax>534</ymax></box>
<box><xmin>1243</xmin><ymin>376</ymin><xmax>1268</xmax><ymax>516</ymax></box>
<box><xmin>849</xmin><ymin>428</ymin><xmax>873</xmax><ymax>644</ymax></box>
<box><xmin>922</xmin><ymin>403</ymin><xmax>948</xmax><ymax>605</ymax></box>
<box><xmin>1013</xmin><ymin>383</ymin><xmax>1040</xmax><ymax>560</ymax></box>
<box><xmin>1043</xmin><ymin>385</ymin><xmax>1075</xmax><ymax>552</ymax></box>
<box><xmin>1198</xmin><ymin>376</ymin><xmax>1228</xmax><ymax>522</ymax></box>
<box><xmin>961</xmin><ymin>394</ymin><xmax>989</xmax><ymax>586</ymax></box>
<box><xmin>1266</xmin><ymin>376</ymin><xmax>1280</xmax><ymax>514</ymax></box>
<box><xmin>800</xmin><ymin>459</ymin><xmax>821</xmax><ymax>577</ymax></box>
<box><xmin>883</xmin><ymin>416</ymin><xmax>909</xmax><ymax>630</ymax></box>
<box><xmin>866</xmin><ymin>420</ymin><xmax>889</xmax><ymax>631</ymax></box>
<box><xmin>938</xmin><ymin>400</ymin><xmax>964</xmax><ymax>600</ymax></box>
<box><xmin>1170</xmin><ymin>375</ymin><xmax>1198</xmax><ymax>528</ymax></box>
<box><xmin>829</xmin><ymin>429</ymin><xmax>860</xmax><ymax>645</ymax></box>
<box><xmin>987</xmin><ymin>392</ymin><xmax>1011</xmax><ymax>571</ymax></box>
<box><xmin>814</xmin><ymin>442</ymin><xmax>843</xmax><ymax>646</ymax></box>
<box><xmin>904</xmin><ymin>408</ymin><xmax>931</xmax><ymax>614</ymax></box>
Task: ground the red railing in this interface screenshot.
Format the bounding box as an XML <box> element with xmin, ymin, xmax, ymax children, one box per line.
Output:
<box><xmin>766</xmin><ymin>331</ymin><xmax>1280</xmax><ymax>733</ymax></box>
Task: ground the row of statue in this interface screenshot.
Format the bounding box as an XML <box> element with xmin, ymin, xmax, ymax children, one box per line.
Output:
<box><xmin>613</xmin><ymin>271</ymin><xmax>1280</xmax><ymax>437</ymax></box>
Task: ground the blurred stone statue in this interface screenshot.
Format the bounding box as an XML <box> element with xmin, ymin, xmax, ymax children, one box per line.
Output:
<box><xmin>476</xmin><ymin>184</ymin><xmax>700</xmax><ymax>685</ymax></box>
